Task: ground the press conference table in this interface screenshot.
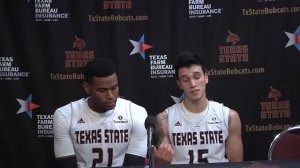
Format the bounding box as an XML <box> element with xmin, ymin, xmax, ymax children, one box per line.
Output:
<box><xmin>121</xmin><ymin>160</ymin><xmax>300</xmax><ymax>168</ymax></box>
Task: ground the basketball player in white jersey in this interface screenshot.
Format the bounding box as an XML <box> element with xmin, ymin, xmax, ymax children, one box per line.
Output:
<box><xmin>154</xmin><ymin>51</ymin><xmax>243</xmax><ymax>164</ymax></box>
<box><xmin>53</xmin><ymin>57</ymin><xmax>148</xmax><ymax>168</ymax></box>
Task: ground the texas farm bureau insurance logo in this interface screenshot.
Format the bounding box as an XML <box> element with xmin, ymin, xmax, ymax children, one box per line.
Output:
<box><xmin>129</xmin><ymin>34</ymin><xmax>175</xmax><ymax>79</ymax></box>
<box><xmin>218</xmin><ymin>30</ymin><xmax>249</xmax><ymax>64</ymax></box>
<box><xmin>34</xmin><ymin>0</ymin><xmax>70</xmax><ymax>22</ymax></box>
<box><xmin>188</xmin><ymin>0</ymin><xmax>223</xmax><ymax>18</ymax></box>
<box><xmin>0</xmin><ymin>57</ymin><xmax>30</xmax><ymax>80</ymax></box>
<box><xmin>16</xmin><ymin>94</ymin><xmax>53</xmax><ymax>138</ymax></box>
<box><xmin>49</xmin><ymin>35</ymin><xmax>94</xmax><ymax>80</ymax></box>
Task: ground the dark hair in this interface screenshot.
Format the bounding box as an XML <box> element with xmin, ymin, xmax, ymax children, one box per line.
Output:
<box><xmin>174</xmin><ymin>51</ymin><xmax>206</xmax><ymax>80</ymax></box>
<box><xmin>83</xmin><ymin>57</ymin><xmax>116</xmax><ymax>83</ymax></box>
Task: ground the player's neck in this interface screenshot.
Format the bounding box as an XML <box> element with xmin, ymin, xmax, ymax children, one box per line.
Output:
<box><xmin>183</xmin><ymin>98</ymin><xmax>208</xmax><ymax>113</ymax></box>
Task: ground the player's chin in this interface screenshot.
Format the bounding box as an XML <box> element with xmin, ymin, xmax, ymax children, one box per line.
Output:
<box><xmin>105</xmin><ymin>102</ymin><xmax>116</xmax><ymax>110</ymax></box>
<box><xmin>189</xmin><ymin>94</ymin><xmax>201</xmax><ymax>101</ymax></box>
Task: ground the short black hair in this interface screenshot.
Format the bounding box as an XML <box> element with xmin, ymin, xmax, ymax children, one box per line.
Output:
<box><xmin>174</xmin><ymin>51</ymin><xmax>206</xmax><ymax>80</ymax></box>
<box><xmin>83</xmin><ymin>57</ymin><xmax>116</xmax><ymax>83</ymax></box>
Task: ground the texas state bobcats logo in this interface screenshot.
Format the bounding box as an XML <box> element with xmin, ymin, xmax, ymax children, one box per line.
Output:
<box><xmin>268</xmin><ymin>86</ymin><xmax>282</xmax><ymax>101</ymax></box>
<box><xmin>73</xmin><ymin>35</ymin><xmax>86</xmax><ymax>50</ymax></box>
<box><xmin>226</xmin><ymin>30</ymin><xmax>240</xmax><ymax>45</ymax></box>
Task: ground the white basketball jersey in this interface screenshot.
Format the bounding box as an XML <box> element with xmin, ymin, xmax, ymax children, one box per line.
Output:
<box><xmin>68</xmin><ymin>98</ymin><xmax>147</xmax><ymax>167</ymax></box>
<box><xmin>167</xmin><ymin>100</ymin><xmax>229</xmax><ymax>164</ymax></box>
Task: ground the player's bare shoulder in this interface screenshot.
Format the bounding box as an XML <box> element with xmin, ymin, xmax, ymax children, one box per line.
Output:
<box><xmin>228</xmin><ymin>109</ymin><xmax>242</xmax><ymax>131</ymax></box>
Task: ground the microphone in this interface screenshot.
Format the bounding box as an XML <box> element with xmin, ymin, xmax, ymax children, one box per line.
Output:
<box><xmin>144</xmin><ymin>116</ymin><xmax>156</xmax><ymax>168</ymax></box>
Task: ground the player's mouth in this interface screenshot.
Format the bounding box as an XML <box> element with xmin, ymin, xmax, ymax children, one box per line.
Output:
<box><xmin>190</xmin><ymin>89</ymin><xmax>200</xmax><ymax>94</ymax></box>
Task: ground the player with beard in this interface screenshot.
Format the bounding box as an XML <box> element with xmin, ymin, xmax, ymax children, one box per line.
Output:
<box><xmin>53</xmin><ymin>57</ymin><xmax>148</xmax><ymax>168</ymax></box>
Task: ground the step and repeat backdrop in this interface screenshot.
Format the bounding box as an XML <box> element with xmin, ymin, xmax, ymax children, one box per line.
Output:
<box><xmin>1</xmin><ymin>0</ymin><xmax>300</xmax><ymax>167</ymax></box>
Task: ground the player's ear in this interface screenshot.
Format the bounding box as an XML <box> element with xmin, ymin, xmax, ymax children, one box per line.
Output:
<box><xmin>82</xmin><ymin>81</ymin><xmax>90</xmax><ymax>95</ymax></box>
<box><xmin>176</xmin><ymin>79</ymin><xmax>183</xmax><ymax>90</ymax></box>
<box><xmin>205</xmin><ymin>72</ymin><xmax>208</xmax><ymax>84</ymax></box>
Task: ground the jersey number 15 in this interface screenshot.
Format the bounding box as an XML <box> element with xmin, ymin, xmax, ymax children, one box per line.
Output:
<box><xmin>188</xmin><ymin>149</ymin><xmax>208</xmax><ymax>164</ymax></box>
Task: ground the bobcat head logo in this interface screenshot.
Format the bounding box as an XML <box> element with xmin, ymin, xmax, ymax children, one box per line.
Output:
<box><xmin>73</xmin><ymin>35</ymin><xmax>86</xmax><ymax>50</ymax></box>
<box><xmin>268</xmin><ymin>86</ymin><xmax>282</xmax><ymax>101</ymax></box>
<box><xmin>226</xmin><ymin>30</ymin><xmax>240</xmax><ymax>45</ymax></box>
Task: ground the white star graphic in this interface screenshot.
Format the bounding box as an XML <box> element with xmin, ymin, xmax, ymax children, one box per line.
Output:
<box><xmin>285</xmin><ymin>32</ymin><xmax>295</xmax><ymax>48</ymax></box>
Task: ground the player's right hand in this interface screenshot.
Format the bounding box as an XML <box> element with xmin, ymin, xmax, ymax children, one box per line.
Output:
<box><xmin>154</xmin><ymin>142</ymin><xmax>174</xmax><ymax>164</ymax></box>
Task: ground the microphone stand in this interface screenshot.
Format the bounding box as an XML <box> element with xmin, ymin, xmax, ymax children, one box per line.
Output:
<box><xmin>149</xmin><ymin>145</ymin><xmax>155</xmax><ymax>168</ymax></box>
<box><xmin>147</xmin><ymin>128</ymin><xmax>155</xmax><ymax>168</ymax></box>
<box><xmin>144</xmin><ymin>116</ymin><xmax>156</xmax><ymax>168</ymax></box>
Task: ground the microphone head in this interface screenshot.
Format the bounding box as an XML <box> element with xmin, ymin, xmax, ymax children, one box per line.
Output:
<box><xmin>144</xmin><ymin>115</ymin><xmax>156</xmax><ymax>130</ymax></box>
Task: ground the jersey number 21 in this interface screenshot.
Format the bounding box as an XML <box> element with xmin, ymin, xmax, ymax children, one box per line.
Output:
<box><xmin>92</xmin><ymin>148</ymin><xmax>113</xmax><ymax>168</ymax></box>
